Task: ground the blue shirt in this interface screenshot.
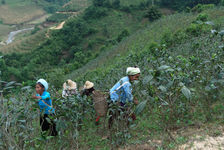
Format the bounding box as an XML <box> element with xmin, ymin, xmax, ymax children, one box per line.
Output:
<box><xmin>110</xmin><ymin>76</ymin><xmax>133</xmax><ymax>104</ymax></box>
<box><xmin>37</xmin><ymin>91</ymin><xmax>55</xmax><ymax>115</ymax></box>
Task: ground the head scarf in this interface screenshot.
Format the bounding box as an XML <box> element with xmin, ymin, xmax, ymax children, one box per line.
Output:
<box><xmin>126</xmin><ymin>67</ymin><xmax>141</xmax><ymax>76</ymax></box>
<box><xmin>37</xmin><ymin>79</ymin><xmax>48</xmax><ymax>91</ymax></box>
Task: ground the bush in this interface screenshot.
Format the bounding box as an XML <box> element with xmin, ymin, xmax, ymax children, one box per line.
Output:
<box><xmin>186</xmin><ymin>23</ymin><xmax>211</xmax><ymax>36</ymax></box>
<box><xmin>191</xmin><ymin>4</ymin><xmax>215</xmax><ymax>13</ymax></box>
<box><xmin>47</xmin><ymin>13</ymin><xmax>71</xmax><ymax>22</ymax></box>
<box><xmin>83</xmin><ymin>6</ymin><xmax>108</xmax><ymax>20</ymax></box>
<box><xmin>146</xmin><ymin>7</ymin><xmax>162</xmax><ymax>21</ymax></box>
<box><xmin>196</xmin><ymin>13</ymin><xmax>209</xmax><ymax>22</ymax></box>
<box><xmin>117</xmin><ymin>29</ymin><xmax>129</xmax><ymax>42</ymax></box>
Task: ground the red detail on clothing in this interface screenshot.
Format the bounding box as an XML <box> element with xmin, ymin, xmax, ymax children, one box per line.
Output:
<box><xmin>96</xmin><ymin>116</ymin><xmax>100</xmax><ymax>122</ymax></box>
<box><xmin>131</xmin><ymin>114</ymin><xmax>136</xmax><ymax>121</ymax></box>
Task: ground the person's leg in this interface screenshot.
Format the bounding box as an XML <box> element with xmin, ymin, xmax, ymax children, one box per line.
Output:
<box><xmin>50</xmin><ymin>120</ymin><xmax>58</xmax><ymax>136</ymax></box>
<box><xmin>108</xmin><ymin>109</ymin><xmax>115</xmax><ymax>129</ymax></box>
<box><xmin>48</xmin><ymin>115</ymin><xmax>58</xmax><ymax>136</ymax></box>
<box><xmin>41</xmin><ymin>114</ymin><xmax>50</xmax><ymax>131</ymax></box>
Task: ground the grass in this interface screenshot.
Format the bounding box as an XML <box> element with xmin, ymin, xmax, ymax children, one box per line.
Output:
<box><xmin>0</xmin><ymin>24</ymin><xmax>13</xmax><ymax>41</ymax></box>
<box><xmin>61</xmin><ymin>8</ymin><xmax>224</xmax><ymax>148</ymax></box>
<box><xmin>0</xmin><ymin>0</ymin><xmax>45</xmax><ymax>24</ymax></box>
<box><xmin>0</xmin><ymin>29</ymin><xmax>47</xmax><ymax>53</ymax></box>
<box><xmin>60</xmin><ymin>0</ymin><xmax>92</xmax><ymax>12</ymax></box>
<box><xmin>66</xmin><ymin>12</ymin><xmax>197</xmax><ymax>80</ymax></box>
<box><xmin>119</xmin><ymin>0</ymin><xmax>150</xmax><ymax>6</ymax></box>
<box><xmin>1</xmin><ymin>5</ymin><xmax>224</xmax><ymax>149</ymax></box>
<box><xmin>0</xmin><ymin>0</ymin><xmax>47</xmax><ymax>45</ymax></box>
<box><xmin>27</xmin><ymin>14</ymin><xmax>52</xmax><ymax>25</ymax></box>
<box><xmin>66</xmin><ymin>7</ymin><xmax>224</xmax><ymax>82</ymax></box>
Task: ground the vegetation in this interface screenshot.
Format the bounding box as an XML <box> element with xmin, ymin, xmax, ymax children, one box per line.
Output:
<box><xmin>146</xmin><ymin>6</ymin><xmax>162</xmax><ymax>21</ymax></box>
<box><xmin>0</xmin><ymin>0</ymin><xmax>224</xmax><ymax>149</ymax></box>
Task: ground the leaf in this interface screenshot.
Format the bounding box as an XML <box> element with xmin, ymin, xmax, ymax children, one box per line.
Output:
<box><xmin>5</xmin><ymin>81</ymin><xmax>16</xmax><ymax>88</ymax></box>
<box><xmin>135</xmin><ymin>100</ymin><xmax>147</xmax><ymax>115</ymax></box>
<box><xmin>158</xmin><ymin>65</ymin><xmax>171</xmax><ymax>70</ymax></box>
<box><xmin>158</xmin><ymin>85</ymin><xmax>167</xmax><ymax>93</ymax></box>
<box><xmin>181</xmin><ymin>86</ymin><xmax>191</xmax><ymax>100</ymax></box>
<box><xmin>21</xmin><ymin>86</ymin><xmax>32</xmax><ymax>91</ymax></box>
<box><xmin>142</xmin><ymin>75</ymin><xmax>153</xmax><ymax>85</ymax></box>
<box><xmin>18</xmin><ymin>120</ymin><xmax>26</xmax><ymax>123</ymax></box>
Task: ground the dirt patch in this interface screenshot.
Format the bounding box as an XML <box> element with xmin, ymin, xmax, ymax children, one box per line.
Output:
<box><xmin>179</xmin><ymin>134</ymin><xmax>224</xmax><ymax>150</ymax></box>
<box><xmin>179</xmin><ymin>126</ymin><xmax>224</xmax><ymax>150</ymax></box>
<box><xmin>50</xmin><ymin>21</ymin><xmax>66</xmax><ymax>30</ymax></box>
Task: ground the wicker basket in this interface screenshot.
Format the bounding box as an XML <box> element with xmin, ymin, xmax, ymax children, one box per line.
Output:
<box><xmin>92</xmin><ymin>91</ymin><xmax>108</xmax><ymax>117</ymax></box>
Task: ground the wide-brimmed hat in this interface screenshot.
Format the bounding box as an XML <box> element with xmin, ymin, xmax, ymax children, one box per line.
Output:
<box><xmin>63</xmin><ymin>79</ymin><xmax>77</xmax><ymax>90</ymax></box>
<box><xmin>37</xmin><ymin>79</ymin><xmax>48</xmax><ymax>91</ymax></box>
<box><xmin>83</xmin><ymin>81</ymin><xmax>94</xmax><ymax>90</ymax></box>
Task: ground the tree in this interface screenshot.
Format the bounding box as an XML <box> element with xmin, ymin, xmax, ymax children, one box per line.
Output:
<box><xmin>93</xmin><ymin>0</ymin><xmax>106</xmax><ymax>7</ymax></box>
<box><xmin>112</xmin><ymin>0</ymin><xmax>120</xmax><ymax>8</ymax></box>
<box><xmin>1</xmin><ymin>0</ymin><xmax>5</xmax><ymax>4</ymax></box>
<box><xmin>146</xmin><ymin>6</ymin><xmax>162</xmax><ymax>21</ymax></box>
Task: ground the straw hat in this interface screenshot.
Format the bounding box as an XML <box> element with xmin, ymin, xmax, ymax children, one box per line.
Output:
<box><xmin>63</xmin><ymin>79</ymin><xmax>77</xmax><ymax>90</ymax></box>
<box><xmin>83</xmin><ymin>81</ymin><xmax>94</xmax><ymax>90</ymax></box>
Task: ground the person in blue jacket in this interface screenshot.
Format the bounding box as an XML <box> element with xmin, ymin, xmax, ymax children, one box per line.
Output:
<box><xmin>32</xmin><ymin>79</ymin><xmax>57</xmax><ymax>136</ymax></box>
<box><xmin>109</xmin><ymin>67</ymin><xmax>140</xmax><ymax>129</ymax></box>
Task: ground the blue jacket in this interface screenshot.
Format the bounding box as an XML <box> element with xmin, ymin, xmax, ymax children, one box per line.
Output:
<box><xmin>110</xmin><ymin>76</ymin><xmax>133</xmax><ymax>104</ymax></box>
<box><xmin>37</xmin><ymin>91</ymin><xmax>55</xmax><ymax>115</ymax></box>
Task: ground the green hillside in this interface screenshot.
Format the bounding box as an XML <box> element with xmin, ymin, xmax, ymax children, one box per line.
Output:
<box><xmin>0</xmin><ymin>0</ymin><xmax>224</xmax><ymax>149</ymax></box>
<box><xmin>1</xmin><ymin>1</ymin><xmax>155</xmax><ymax>81</ymax></box>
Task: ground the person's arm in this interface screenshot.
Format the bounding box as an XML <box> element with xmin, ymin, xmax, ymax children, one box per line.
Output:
<box><xmin>40</xmin><ymin>92</ymin><xmax>50</xmax><ymax>100</ymax></box>
<box><xmin>124</xmin><ymin>83</ymin><xmax>133</xmax><ymax>102</ymax></box>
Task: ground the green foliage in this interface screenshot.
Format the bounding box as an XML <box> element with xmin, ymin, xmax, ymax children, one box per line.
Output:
<box><xmin>146</xmin><ymin>6</ymin><xmax>162</xmax><ymax>21</ymax></box>
<box><xmin>1</xmin><ymin>0</ymin><xmax>5</xmax><ymax>5</ymax></box>
<box><xmin>117</xmin><ymin>29</ymin><xmax>129</xmax><ymax>42</ymax></box>
<box><xmin>83</xmin><ymin>6</ymin><xmax>108</xmax><ymax>20</ymax></box>
<box><xmin>196</xmin><ymin>13</ymin><xmax>209</xmax><ymax>21</ymax></box>
<box><xmin>36</xmin><ymin>0</ymin><xmax>70</xmax><ymax>13</ymax></box>
<box><xmin>191</xmin><ymin>4</ymin><xmax>215</xmax><ymax>13</ymax></box>
<box><xmin>186</xmin><ymin>14</ymin><xmax>212</xmax><ymax>36</ymax></box>
<box><xmin>47</xmin><ymin>13</ymin><xmax>71</xmax><ymax>22</ymax></box>
<box><xmin>159</xmin><ymin>0</ymin><xmax>220</xmax><ymax>11</ymax></box>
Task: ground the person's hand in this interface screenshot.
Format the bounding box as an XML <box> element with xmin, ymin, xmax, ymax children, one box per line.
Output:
<box><xmin>32</xmin><ymin>95</ymin><xmax>41</xmax><ymax>99</ymax></box>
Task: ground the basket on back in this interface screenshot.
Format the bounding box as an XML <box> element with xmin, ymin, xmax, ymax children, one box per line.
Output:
<box><xmin>92</xmin><ymin>90</ymin><xmax>108</xmax><ymax>117</ymax></box>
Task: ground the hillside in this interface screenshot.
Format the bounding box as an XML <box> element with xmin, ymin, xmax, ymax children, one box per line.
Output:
<box><xmin>1</xmin><ymin>0</ymin><xmax>158</xmax><ymax>82</ymax></box>
<box><xmin>64</xmin><ymin>7</ymin><xmax>224</xmax><ymax>149</ymax></box>
<box><xmin>0</xmin><ymin>0</ymin><xmax>224</xmax><ymax>149</ymax></box>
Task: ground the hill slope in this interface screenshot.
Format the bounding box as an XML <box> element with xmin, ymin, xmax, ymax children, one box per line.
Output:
<box><xmin>0</xmin><ymin>2</ymin><xmax>224</xmax><ymax>149</ymax></box>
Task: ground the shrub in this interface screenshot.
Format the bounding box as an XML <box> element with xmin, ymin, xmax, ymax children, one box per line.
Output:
<box><xmin>47</xmin><ymin>14</ymin><xmax>71</xmax><ymax>22</ymax></box>
<box><xmin>196</xmin><ymin>13</ymin><xmax>209</xmax><ymax>22</ymax></box>
<box><xmin>145</xmin><ymin>6</ymin><xmax>162</xmax><ymax>21</ymax></box>
<box><xmin>191</xmin><ymin>4</ymin><xmax>215</xmax><ymax>13</ymax></box>
<box><xmin>83</xmin><ymin>6</ymin><xmax>108</xmax><ymax>20</ymax></box>
<box><xmin>117</xmin><ymin>29</ymin><xmax>129</xmax><ymax>42</ymax></box>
